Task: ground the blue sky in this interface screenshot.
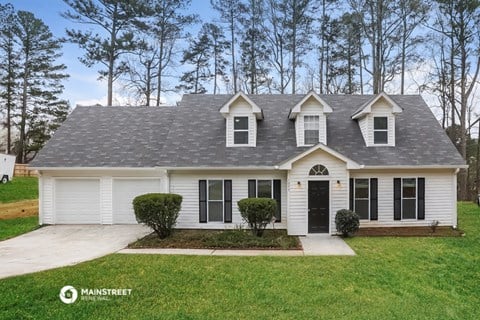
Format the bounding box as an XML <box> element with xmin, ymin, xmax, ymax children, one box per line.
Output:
<box><xmin>7</xmin><ymin>0</ymin><xmax>216</xmax><ymax>106</ymax></box>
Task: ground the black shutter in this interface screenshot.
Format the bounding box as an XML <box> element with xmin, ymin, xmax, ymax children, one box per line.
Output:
<box><xmin>417</xmin><ymin>178</ymin><xmax>425</xmax><ymax>220</ymax></box>
<box><xmin>199</xmin><ymin>180</ymin><xmax>207</xmax><ymax>223</ymax></box>
<box><xmin>248</xmin><ymin>179</ymin><xmax>256</xmax><ymax>198</ymax></box>
<box><xmin>394</xmin><ymin>178</ymin><xmax>401</xmax><ymax>220</ymax></box>
<box><xmin>273</xmin><ymin>180</ymin><xmax>281</xmax><ymax>222</ymax></box>
<box><xmin>224</xmin><ymin>180</ymin><xmax>232</xmax><ymax>223</ymax></box>
<box><xmin>370</xmin><ymin>178</ymin><xmax>378</xmax><ymax>220</ymax></box>
<box><xmin>349</xmin><ymin>178</ymin><xmax>354</xmax><ymax>211</ymax></box>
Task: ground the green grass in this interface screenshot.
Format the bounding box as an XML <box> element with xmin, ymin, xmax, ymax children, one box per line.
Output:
<box><xmin>130</xmin><ymin>229</ymin><xmax>300</xmax><ymax>249</ymax></box>
<box><xmin>0</xmin><ymin>177</ymin><xmax>38</xmax><ymax>203</ymax></box>
<box><xmin>1</xmin><ymin>202</ymin><xmax>479</xmax><ymax>319</ymax></box>
<box><xmin>0</xmin><ymin>216</ymin><xmax>39</xmax><ymax>241</ymax></box>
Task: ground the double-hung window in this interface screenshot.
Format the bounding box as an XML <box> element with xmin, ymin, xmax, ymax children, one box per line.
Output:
<box><xmin>373</xmin><ymin>117</ymin><xmax>388</xmax><ymax>144</ymax></box>
<box><xmin>402</xmin><ymin>178</ymin><xmax>417</xmax><ymax>219</ymax></box>
<box><xmin>304</xmin><ymin>115</ymin><xmax>319</xmax><ymax>145</ymax></box>
<box><xmin>354</xmin><ymin>179</ymin><xmax>369</xmax><ymax>220</ymax></box>
<box><xmin>208</xmin><ymin>180</ymin><xmax>223</xmax><ymax>222</ymax></box>
<box><xmin>248</xmin><ymin>179</ymin><xmax>281</xmax><ymax>222</ymax></box>
<box><xmin>234</xmin><ymin>116</ymin><xmax>249</xmax><ymax>145</ymax></box>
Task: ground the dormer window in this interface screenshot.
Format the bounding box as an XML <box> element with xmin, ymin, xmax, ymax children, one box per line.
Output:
<box><xmin>304</xmin><ymin>115</ymin><xmax>320</xmax><ymax>145</ymax></box>
<box><xmin>373</xmin><ymin>117</ymin><xmax>388</xmax><ymax>144</ymax></box>
<box><xmin>234</xmin><ymin>116</ymin><xmax>249</xmax><ymax>145</ymax></box>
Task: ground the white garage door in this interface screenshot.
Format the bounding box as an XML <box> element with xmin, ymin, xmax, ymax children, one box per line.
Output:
<box><xmin>112</xmin><ymin>179</ymin><xmax>161</xmax><ymax>224</ymax></box>
<box><xmin>55</xmin><ymin>179</ymin><xmax>101</xmax><ymax>224</ymax></box>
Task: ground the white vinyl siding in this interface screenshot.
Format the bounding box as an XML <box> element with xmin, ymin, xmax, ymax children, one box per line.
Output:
<box><xmin>112</xmin><ymin>179</ymin><xmax>161</xmax><ymax>224</ymax></box>
<box><xmin>287</xmin><ymin>149</ymin><xmax>349</xmax><ymax>235</ymax></box>
<box><xmin>54</xmin><ymin>179</ymin><xmax>101</xmax><ymax>224</ymax></box>
<box><xmin>350</xmin><ymin>170</ymin><xmax>457</xmax><ymax>227</ymax></box>
<box><xmin>170</xmin><ymin>171</ymin><xmax>287</xmax><ymax>229</ymax></box>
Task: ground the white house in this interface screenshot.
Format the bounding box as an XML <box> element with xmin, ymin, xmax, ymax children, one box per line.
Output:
<box><xmin>31</xmin><ymin>92</ymin><xmax>466</xmax><ymax>235</ymax></box>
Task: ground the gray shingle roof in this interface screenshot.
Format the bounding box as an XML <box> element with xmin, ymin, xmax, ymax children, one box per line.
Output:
<box><xmin>32</xmin><ymin>94</ymin><xmax>465</xmax><ymax>168</ymax></box>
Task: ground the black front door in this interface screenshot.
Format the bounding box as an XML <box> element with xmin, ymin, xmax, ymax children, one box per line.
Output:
<box><xmin>308</xmin><ymin>181</ymin><xmax>329</xmax><ymax>233</ymax></box>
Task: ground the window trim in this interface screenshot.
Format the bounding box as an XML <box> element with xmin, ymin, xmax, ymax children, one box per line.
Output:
<box><xmin>353</xmin><ymin>178</ymin><xmax>370</xmax><ymax>220</ymax></box>
<box><xmin>207</xmin><ymin>179</ymin><xmax>224</xmax><ymax>223</ymax></box>
<box><xmin>303</xmin><ymin>115</ymin><xmax>320</xmax><ymax>146</ymax></box>
<box><xmin>373</xmin><ymin>116</ymin><xmax>388</xmax><ymax>145</ymax></box>
<box><xmin>233</xmin><ymin>116</ymin><xmax>249</xmax><ymax>145</ymax></box>
<box><xmin>309</xmin><ymin>164</ymin><xmax>329</xmax><ymax>176</ymax></box>
<box><xmin>401</xmin><ymin>177</ymin><xmax>417</xmax><ymax>220</ymax></box>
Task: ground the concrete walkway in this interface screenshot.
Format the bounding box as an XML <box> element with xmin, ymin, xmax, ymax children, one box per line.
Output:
<box><xmin>300</xmin><ymin>234</ymin><xmax>356</xmax><ymax>256</ymax></box>
<box><xmin>0</xmin><ymin>225</ymin><xmax>150</xmax><ymax>279</ymax></box>
<box><xmin>118</xmin><ymin>234</ymin><xmax>355</xmax><ymax>256</ymax></box>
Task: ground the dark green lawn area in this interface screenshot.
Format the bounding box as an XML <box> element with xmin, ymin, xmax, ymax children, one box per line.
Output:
<box><xmin>0</xmin><ymin>177</ymin><xmax>38</xmax><ymax>203</ymax></box>
<box><xmin>0</xmin><ymin>216</ymin><xmax>39</xmax><ymax>241</ymax></box>
<box><xmin>1</xmin><ymin>202</ymin><xmax>479</xmax><ymax>319</ymax></box>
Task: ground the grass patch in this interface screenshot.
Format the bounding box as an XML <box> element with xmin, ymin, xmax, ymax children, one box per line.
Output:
<box><xmin>0</xmin><ymin>216</ymin><xmax>39</xmax><ymax>241</ymax></box>
<box><xmin>0</xmin><ymin>202</ymin><xmax>479</xmax><ymax>319</ymax></box>
<box><xmin>129</xmin><ymin>229</ymin><xmax>301</xmax><ymax>250</ymax></box>
<box><xmin>0</xmin><ymin>177</ymin><xmax>38</xmax><ymax>203</ymax></box>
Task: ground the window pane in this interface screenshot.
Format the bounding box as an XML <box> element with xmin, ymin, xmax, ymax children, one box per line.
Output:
<box><xmin>374</xmin><ymin>131</ymin><xmax>388</xmax><ymax>144</ymax></box>
<box><xmin>208</xmin><ymin>202</ymin><xmax>223</xmax><ymax>221</ymax></box>
<box><xmin>208</xmin><ymin>180</ymin><xmax>223</xmax><ymax>200</ymax></box>
<box><xmin>304</xmin><ymin>116</ymin><xmax>319</xmax><ymax>130</ymax></box>
<box><xmin>234</xmin><ymin>117</ymin><xmax>248</xmax><ymax>130</ymax></box>
<box><xmin>234</xmin><ymin>131</ymin><xmax>249</xmax><ymax>144</ymax></box>
<box><xmin>257</xmin><ymin>180</ymin><xmax>272</xmax><ymax>198</ymax></box>
<box><xmin>374</xmin><ymin>117</ymin><xmax>387</xmax><ymax>130</ymax></box>
<box><xmin>402</xmin><ymin>199</ymin><xmax>416</xmax><ymax>219</ymax></box>
<box><xmin>403</xmin><ymin>178</ymin><xmax>416</xmax><ymax>198</ymax></box>
<box><xmin>355</xmin><ymin>179</ymin><xmax>369</xmax><ymax>199</ymax></box>
<box><xmin>304</xmin><ymin>130</ymin><xmax>319</xmax><ymax>144</ymax></box>
<box><xmin>355</xmin><ymin>200</ymin><xmax>369</xmax><ymax>219</ymax></box>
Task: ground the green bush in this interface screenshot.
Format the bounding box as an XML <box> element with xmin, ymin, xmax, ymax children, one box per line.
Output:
<box><xmin>237</xmin><ymin>198</ymin><xmax>277</xmax><ymax>237</ymax></box>
<box><xmin>133</xmin><ymin>193</ymin><xmax>182</xmax><ymax>239</ymax></box>
<box><xmin>335</xmin><ymin>209</ymin><xmax>360</xmax><ymax>237</ymax></box>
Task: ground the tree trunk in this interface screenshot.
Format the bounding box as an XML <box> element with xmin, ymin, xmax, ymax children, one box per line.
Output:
<box><xmin>230</xmin><ymin>10</ymin><xmax>237</xmax><ymax>93</ymax></box>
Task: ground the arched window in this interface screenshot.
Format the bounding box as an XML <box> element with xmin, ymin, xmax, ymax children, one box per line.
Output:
<box><xmin>309</xmin><ymin>164</ymin><xmax>329</xmax><ymax>176</ymax></box>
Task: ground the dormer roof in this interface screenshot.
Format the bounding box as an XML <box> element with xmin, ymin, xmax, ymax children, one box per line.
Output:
<box><xmin>288</xmin><ymin>91</ymin><xmax>333</xmax><ymax>119</ymax></box>
<box><xmin>219</xmin><ymin>91</ymin><xmax>263</xmax><ymax>119</ymax></box>
<box><xmin>351</xmin><ymin>92</ymin><xmax>403</xmax><ymax>120</ymax></box>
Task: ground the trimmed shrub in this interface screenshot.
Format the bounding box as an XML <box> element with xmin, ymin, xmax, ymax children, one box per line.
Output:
<box><xmin>133</xmin><ymin>193</ymin><xmax>182</xmax><ymax>239</ymax></box>
<box><xmin>335</xmin><ymin>209</ymin><xmax>360</xmax><ymax>237</ymax></box>
<box><xmin>237</xmin><ymin>198</ymin><xmax>277</xmax><ymax>237</ymax></box>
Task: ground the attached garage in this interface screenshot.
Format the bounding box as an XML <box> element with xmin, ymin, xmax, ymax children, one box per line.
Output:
<box><xmin>55</xmin><ymin>179</ymin><xmax>101</xmax><ymax>224</ymax></box>
<box><xmin>112</xmin><ymin>178</ymin><xmax>162</xmax><ymax>224</ymax></box>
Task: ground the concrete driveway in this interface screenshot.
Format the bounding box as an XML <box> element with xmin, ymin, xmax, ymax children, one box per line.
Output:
<box><xmin>0</xmin><ymin>225</ymin><xmax>151</xmax><ymax>279</ymax></box>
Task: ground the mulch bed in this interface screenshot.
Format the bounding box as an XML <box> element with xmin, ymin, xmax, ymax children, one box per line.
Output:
<box><xmin>355</xmin><ymin>226</ymin><xmax>464</xmax><ymax>237</ymax></box>
<box><xmin>129</xmin><ymin>229</ymin><xmax>302</xmax><ymax>250</ymax></box>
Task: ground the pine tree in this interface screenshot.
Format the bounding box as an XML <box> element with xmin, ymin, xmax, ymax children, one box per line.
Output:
<box><xmin>0</xmin><ymin>3</ymin><xmax>18</xmax><ymax>154</ymax></box>
<box><xmin>15</xmin><ymin>10</ymin><xmax>70</xmax><ymax>163</ymax></box>
<box><xmin>62</xmin><ymin>0</ymin><xmax>146</xmax><ymax>106</ymax></box>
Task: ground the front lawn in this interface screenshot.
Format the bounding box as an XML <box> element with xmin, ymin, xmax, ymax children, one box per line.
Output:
<box><xmin>0</xmin><ymin>216</ymin><xmax>39</xmax><ymax>241</ymax></box>
<box><xmin>0</xmin><ymin>177</ymin><xmax>38</xmax><ymax>203</ymax></box>
<box><xmin>0</xmin><ymin>202</ymin><xmax>479</xmax><ymax>319</ymax></box>
<box><xmin>130</xmin><ymin>229</ymin><xmax>301</xmax><ymax>249</ymax></box>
